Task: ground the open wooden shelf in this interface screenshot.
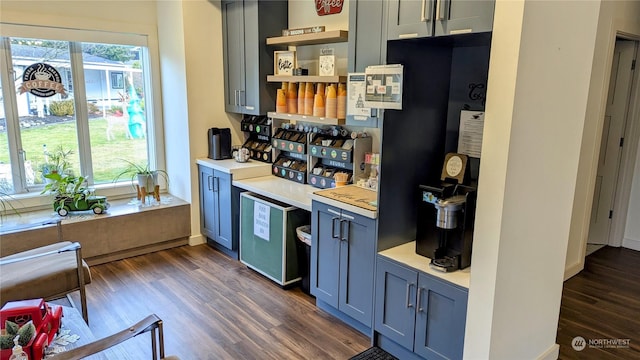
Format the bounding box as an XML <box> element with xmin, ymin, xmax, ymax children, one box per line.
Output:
<box><xmin>266</xmin><ymin>30</ymin><xmax>348</xmax><ymax>46</ymax></box>
<box><xmin>268</xmin><ymin>112</ymin><xmax>345</xmax><ymax>126</ymax></box>
<box><xmin>268</xmin><ymin>75</ymin><xmax>347</xmax><ymax>83</ymax></box>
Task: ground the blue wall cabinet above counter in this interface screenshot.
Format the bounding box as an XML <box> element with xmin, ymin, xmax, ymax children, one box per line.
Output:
<box><xmin>221</xmin><ymin>0</ymin><xmax>287</xmax><ymax>115</ymax></box>
<box><xmin>346</xmin><ymin>0</ymin><xmax>387</xmax><ymax>127</ymax></box>
<box><xmin>374</xmin><ymin>256</ymin><xmax>468</xmax><ymax>360</ymax></box>
<box><xmin>386</xmin><ymin>0</ymin><xmax>494</xmax><ymax>40</ymax></box>
<box><xmin>311</xmin><ymin>200</ymin><xmax>377</xmax><ymax>331</ymax></box>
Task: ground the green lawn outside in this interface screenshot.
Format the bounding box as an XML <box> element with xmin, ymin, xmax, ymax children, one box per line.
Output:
<box><xmin>0</xmin><ymin>117</ymin><xmax>147</xmax><ymax>185</ymax></box>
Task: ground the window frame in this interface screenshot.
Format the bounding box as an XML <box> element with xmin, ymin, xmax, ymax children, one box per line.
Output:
<box><xmin>0</xmin><ymin>23</ymin><xmax>165</xmax><ymax>210</ymax></box>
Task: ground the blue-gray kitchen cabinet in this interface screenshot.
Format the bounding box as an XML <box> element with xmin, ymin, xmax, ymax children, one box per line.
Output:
<box><xmin>375</xmin><ymin>256</ymin><xmax>468</xmax><ymax>360</ymax></box>
<box><xmin>386</xmin><ymin>0</ymin><xmax>494</xmax><ymax>40</ymax></box>
<box><xmin>311</xmin><ymin>201</ymin><xmax>377</xmax><ymax>330</ymax></box>
<box><xmin>198</xmin><ymin>165</ymin><xmax>240</xmax><ymax>258</ymax></box>
<box><xmin>347</xmin><ymin>0</ymin><xmax>387</xmax><ymax>128</ymax></box>
<box><xmin>221</xmin><ymin>0</ymin><xmax>287</xmax><ymax>115</ymax></box>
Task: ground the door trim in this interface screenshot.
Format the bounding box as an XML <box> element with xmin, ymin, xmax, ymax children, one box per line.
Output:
<box><xmin>609</xmin><ymin>38</ymin><xmax>640</xmax><ymax>248</ymax></box>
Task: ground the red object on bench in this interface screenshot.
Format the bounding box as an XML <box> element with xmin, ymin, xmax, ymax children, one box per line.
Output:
<box><xmin>1</xmin><ymin>298</ymin><xmax>63</xmax><ymax>360</ymax></box>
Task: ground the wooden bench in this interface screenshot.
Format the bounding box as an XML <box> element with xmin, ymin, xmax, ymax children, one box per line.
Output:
<box><xmin>0</xmin><ymin>196</ymin><xmax>190</xmax><ymax>265</ymax></box>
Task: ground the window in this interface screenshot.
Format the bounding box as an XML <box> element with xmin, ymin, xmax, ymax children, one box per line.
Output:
<box><xmin>110</xmin><ymin>72</ymin><xmax>124</xmax><ymax>89</ymax></box>
<box><xmin>0</xmin><ymin>75</ymin><xmax>13</xmax><ymax>193</ymax></box>
<box><xmin>0</xmin><ymin>25</ymin><xmax>161</xmax><ymax>197</ymax></box>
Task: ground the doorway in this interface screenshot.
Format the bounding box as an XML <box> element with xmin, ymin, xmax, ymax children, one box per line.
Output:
<box><xmin>587</xmin><ymin>38</ymin><xmax>639</xmax><ymax>254</ymax></box>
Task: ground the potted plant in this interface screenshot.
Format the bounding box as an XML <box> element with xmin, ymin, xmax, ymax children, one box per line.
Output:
<box><xmin>114</xmin><ymin>160</ymin><xmax>168</xmax><ymax>203</ymax></box>
<box><xmin>41</xmin><ymin>172</ymin><xmax>108</xmax><ymax>216</ymax></box>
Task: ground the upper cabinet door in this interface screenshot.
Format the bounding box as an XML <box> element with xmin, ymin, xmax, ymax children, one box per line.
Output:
<box><xmin>434</xmin><ymin>0</ymin><xmax>495</xmax><ymax>36</ymax></box>
<box><xmin>387</xmin><ymin>0</ymin><xmax>435</xmax><ymax>40</ymax></box>
<box><xmin>222</xmin><ymin>0</ymin><xmax>245</xmax><ymax>113</ymax></box>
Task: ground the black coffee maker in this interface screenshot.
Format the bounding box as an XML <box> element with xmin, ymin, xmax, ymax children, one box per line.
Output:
<box><xmin>416</xmin><ymin>153</ymin><xmax>477</xmax><ymax>272</ymax></box>
<box><xmin>208</xmin><ymin>127</ymin><xmax>232</xmax><ymax>160</ymax></box>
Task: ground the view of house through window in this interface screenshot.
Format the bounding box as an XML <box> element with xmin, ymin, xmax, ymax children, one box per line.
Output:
<box><xmin>80</xmin><ymin>41</ymin><xmax>148</xmax><ymax>184</ymax></box>
<box><xmin>0</xmin><ymin>33</ymin><xmax>152</xmax><ymax>195</ymax></box>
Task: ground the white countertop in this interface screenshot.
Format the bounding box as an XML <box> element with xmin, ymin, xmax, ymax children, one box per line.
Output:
<box><xmin>378</xmin><ymin>242</ymin><xmax>470</xmax><ymax>289</ymax></box>
<box><xmin>233</xmin><ymin>176</ymin><xmax>379</xmax><ymax>219</ymax></box>
<box><xmin>196</xmin><ymin>158</ymin><xmax>272</xmax><ymax>180</ymax></box>
<box><xmin>197</xmin><ymin>157</ymin><xmax>377</xmax><ymax>217</ymax></box>
<box><xmin>233</xmin><ymin>176</ymin><xmax>316</xmax><ymax>211</ymax></box>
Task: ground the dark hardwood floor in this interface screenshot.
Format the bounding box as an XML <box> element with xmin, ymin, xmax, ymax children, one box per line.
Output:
<box><xmin>78</xmin><ymin>243</ymin><xmax>639</xmax><ymax>359</ymax></box>
<box><xmin>557</xmin><ymin>246</ymin><xmax>640</xmax><ymax>359</ymax></box>
<box><xmin>78</xmin><ymin>244</ymin><xmax>369</xmax><ymax>360</ymax></box>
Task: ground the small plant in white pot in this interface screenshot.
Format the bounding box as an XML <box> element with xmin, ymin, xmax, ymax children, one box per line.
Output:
<box><xmin>114</xmin><ymin>160</ymin><xmax>169</xmax><ymax>204</ymax></box>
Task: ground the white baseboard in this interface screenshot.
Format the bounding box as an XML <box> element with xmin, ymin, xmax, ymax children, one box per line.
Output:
<box><xmin>537</xmin><ymin>344</ymin><xmax>559</xmax><ymax>360</ymax></box>
<box><xmin>189</xmin><ymin>234</ymin><xmax>205</xmax><ymax>246</ymax></box>
<box><xmin>564</xmin><ymin>260</ymin><xmax>584</xmax><ymax>281</ymax></box>
<box><xmin>622</xmin><ymin>237</ymin><xmax>640</xmax><ymax>251</ymax></box>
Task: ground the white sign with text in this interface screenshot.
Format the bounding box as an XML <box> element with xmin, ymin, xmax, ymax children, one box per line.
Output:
<box><xmin>254</xmin><ymin>202</ymin><xmax>270</xmax><ymax>241</ymax></box>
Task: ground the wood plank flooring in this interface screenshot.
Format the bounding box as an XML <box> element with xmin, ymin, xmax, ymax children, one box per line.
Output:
<box><xmin>78</xmin><ymin>243</ymin><xmax>639</xmax><ymax>359</ymax></box>
<box><xmin>79</xmin><ymin>244</ymin><xmax>369</xmax><ymax>360</ymax></box>
<box><xmin>556</xmin><ymin>246</ymin><xmax>640</xmax><ymax>359</ymax></box>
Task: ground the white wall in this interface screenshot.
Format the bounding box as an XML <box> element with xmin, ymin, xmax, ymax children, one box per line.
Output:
<box><xmin>156</xmin><ymin>1</ymin><xmax>192</xmax><ymax>238</ymax></box>
<box><xmin>0</xmin><ymin>1</ymin><xmax>158</xmax><ymax>31</ymax></box>
<box><xmin>565</xmin><ymin>0</ymin><xmax>640</xmax><ymax>278</ymax></box>
<box><xmin>465</xmin><ymin>1</ymin><xmax>601</xmax><ymax>359</ymax></box>
<box><xmin>156</xmin><ymin>0</ymin><xmax>240</xmax><ymax>246</ymax></box>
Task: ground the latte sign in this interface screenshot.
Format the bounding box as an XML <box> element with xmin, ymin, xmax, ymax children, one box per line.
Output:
<box><xmin>18</xmin><ymin>63</ymin><xmax>67</xmax><ymax>98</ymax></box>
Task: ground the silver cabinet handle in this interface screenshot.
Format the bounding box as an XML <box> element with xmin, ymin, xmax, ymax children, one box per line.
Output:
<box><xmin>406</xmin><ymin>283</ymin><xmax>414</xmax><ymax>308</ymax></box>
<box><xmin>435</xmin><ymin>0</ymin><xmax>444</xmax><ymax>21</ymax></box>
<box><xmin>212</xmin><ymin>176</ymin><xmax>219</xmax><ymax>193</ymax></box>
<box><xmin>238</xmin><ymin>90</ymin><xmax>244</xmax><ymax>107</ymax></box>
<box><xmin>340</xmin><ymin>219</ymin><xmax>350</xmax><ymax>242</ymax></box>
<box><xmin>417</xmin><ymin>286</ymin><xmax>424</xmax><ymax>313</ymax></box>
<box><xmin>331</xmin><ymin>217</ymin><xmax>340</xmax><ymax>239</ymax></box>
<box><xmin>207</xmin><ymin>175</ymin><xmax>213</xmax><ymax>191</ymax></box>
<box><xmin>420</xmin><ymin>0</ymin><xmax>428</xmax><ymax>22</ymax></box>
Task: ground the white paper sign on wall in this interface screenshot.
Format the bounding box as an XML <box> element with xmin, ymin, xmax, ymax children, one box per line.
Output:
<box><xmin>254</xmin><ymin>202</ymin><xmax>270</xmax><ymax>241</ymax></box>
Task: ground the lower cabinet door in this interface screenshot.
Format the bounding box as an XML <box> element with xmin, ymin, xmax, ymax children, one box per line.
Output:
<box><xmin>311</xmin><ymin>205</ymin><xmax>341</xmax><ymax>307</ymax></box>
<box><xmin>374</xmin><ymin>256</ymin><xmax>418</xmax><ymax>351</ymax></box>
<box><xmin>339</xmin><ymin>213</ymin><xmax>377</xmax><ymax>327</ymax></box>
<box><xmin>215</xmin><ymin>170</ymin><xmax>233</xmax><ymax>250</ymax></box>
<box><xmin>199</xmin><ymin>165</ymin><xmax>216</xmax><ymax>240</ymax></box>
<box><xmin>414</xmin><ymin>274</ymin><xmax>468</xmax><ymax>360</ymax></box>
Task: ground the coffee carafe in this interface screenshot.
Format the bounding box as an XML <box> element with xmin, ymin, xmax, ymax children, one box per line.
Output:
<box><xmin>415</xmin><ymin>153</ymin><xmax>477</xmax><ymax>272</ymax></box>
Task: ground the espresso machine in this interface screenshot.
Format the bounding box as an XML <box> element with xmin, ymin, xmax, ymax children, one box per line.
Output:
<box><xmin>416</xmin><ymin>153</ymin><xmax>477</xmax><ymax>272</ymax></box>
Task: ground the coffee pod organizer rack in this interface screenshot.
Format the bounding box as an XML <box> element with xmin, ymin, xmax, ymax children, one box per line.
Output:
<box><xmin>271</xmin><ymin>126</ymin><xmax>308</xmax><ymax>184</ymax></box>
<box><xmin>241</xmin><ymin>115</ymin><xmax>272</xmax><ymax>163</ymax></box>
<box><xmin>269</xmin><ymin>115</ymin><xmax>372</xmax><ymax>188</ymax></box>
